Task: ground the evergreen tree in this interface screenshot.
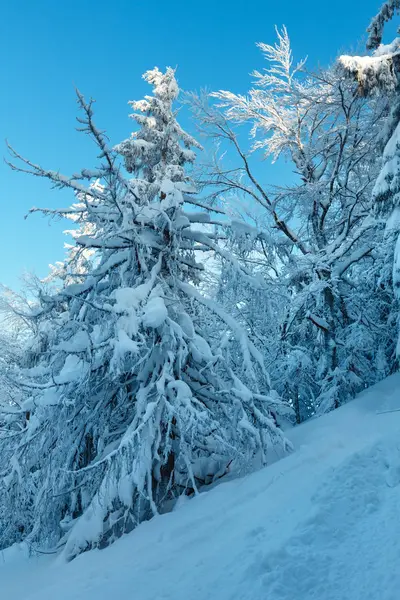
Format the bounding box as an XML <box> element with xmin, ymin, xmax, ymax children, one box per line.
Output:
<box><xmin>0</xmin><ymin>68</ymin><xmax>291</xmax><ymax>559</ymax></box>
<box><xmin>339</xmin><ymin>1</ymin><xmax>400</xmax><ymax>344</ymax></box>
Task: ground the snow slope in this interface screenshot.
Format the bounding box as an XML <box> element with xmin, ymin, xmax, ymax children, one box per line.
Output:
<box><xmin>3</xmin><ymin>374</ymin><xmax>400</xmax><ymax>600</ymax></box>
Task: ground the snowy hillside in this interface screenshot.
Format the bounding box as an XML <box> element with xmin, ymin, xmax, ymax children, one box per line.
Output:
<box><xmin>3</xmin><ymin>374</ymin><xmax>400</xmax><ymax>600</ymax></box>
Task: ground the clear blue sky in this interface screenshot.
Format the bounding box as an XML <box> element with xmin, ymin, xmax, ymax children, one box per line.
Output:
<box><xmin>0</xmin><ymin>0</ymin><xmax>385</xmax><ymax>289</ymax></box>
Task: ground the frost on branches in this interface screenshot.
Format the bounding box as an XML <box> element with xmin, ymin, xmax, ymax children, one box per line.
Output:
<box><xmin>192</xmin><ymin>27</ymin><xmax>396</xmax><ymax>419</ymax></box>
<box><xmin>0</xmin><ymin>68</ymin><xmax>291</xmax><ymax>560</ymax></box>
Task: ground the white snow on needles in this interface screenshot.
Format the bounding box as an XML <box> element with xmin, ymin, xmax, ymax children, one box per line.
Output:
<box><xmin>3</xmin><ymin>373</ymin><xmax>400</xmax><ymax>600</ymax></box>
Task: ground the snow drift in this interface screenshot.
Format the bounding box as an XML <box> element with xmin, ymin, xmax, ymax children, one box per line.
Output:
<box><xmin>3</xmin><ymin>373</ymin><xmax>400</xmax><ymax>600</ymax></box>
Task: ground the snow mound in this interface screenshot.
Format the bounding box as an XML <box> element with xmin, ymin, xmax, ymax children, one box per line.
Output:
<box><xmin>3</xmin><ymin>374</ymin><xmax>400</xmax><ymax>600</ymax></box>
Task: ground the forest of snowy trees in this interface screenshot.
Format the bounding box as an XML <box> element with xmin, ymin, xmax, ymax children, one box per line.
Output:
<box><xmin>1</xmin><ymin>0</ymin><xmax>400</xmax><ymax>561</ymax></box>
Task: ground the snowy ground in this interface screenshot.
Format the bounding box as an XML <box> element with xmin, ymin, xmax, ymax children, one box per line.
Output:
<box><xmin>3</xmin><ymin>374</ymin><xmax>400</xmax><ymax>600</ymax></box>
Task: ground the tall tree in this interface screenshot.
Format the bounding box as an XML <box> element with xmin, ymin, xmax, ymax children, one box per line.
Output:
<box><xmin>0</xmin><ymin>68</ymin><xmax>290</xmax><ymax>559</ymax></box>
<box><xmin>339</xmin><ymin>1</ymin><xmax>400</xmax><ymax>344</ymax></box>
<box><xmin>191</xmin><ymin>28</ymin><xmax>397</xmax><ymax>419</ymax></box>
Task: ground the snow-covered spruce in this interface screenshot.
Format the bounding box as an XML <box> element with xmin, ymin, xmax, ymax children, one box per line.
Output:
<box><xmin>339</xmin><ymin>4</ymin><xmax>400</xmax><ymax>217</ymax></box>
<box><xmin>339</xmin><ymin>2</ymin><xmax>400</xmax><ymax>321</ymax></box>
<box><xmin>0</xmin><ymin>68</ymin><xmax>291</xmax><ymax>559</ymax></box>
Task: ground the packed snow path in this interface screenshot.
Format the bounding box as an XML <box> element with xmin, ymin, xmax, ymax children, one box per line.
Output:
<box><xmin>3</xmin><ymin>374</ymin><xmax>400</xmax><ymax>600</ymax></box>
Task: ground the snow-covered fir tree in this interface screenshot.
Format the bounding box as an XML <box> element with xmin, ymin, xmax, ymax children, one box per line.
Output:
<box><xmin>339</xmin><ymin>1</ymin><xmax>400</xmax><ymax>214</ymax></box>
<box><xmin>339</xmin><ymin>1</ymin><xmax>400</xmax><ymax>345</ymax></box>
<box><xmin>0</xmin><ymin>67</ymin><xmax>291</xmax><ymax>559</ymax></box>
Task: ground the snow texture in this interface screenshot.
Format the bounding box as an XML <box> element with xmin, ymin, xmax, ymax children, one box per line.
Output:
<box><xmin>3</xmin><ymin>374</ymin><xmax>400</xmax><ymax>600</ymax></box>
